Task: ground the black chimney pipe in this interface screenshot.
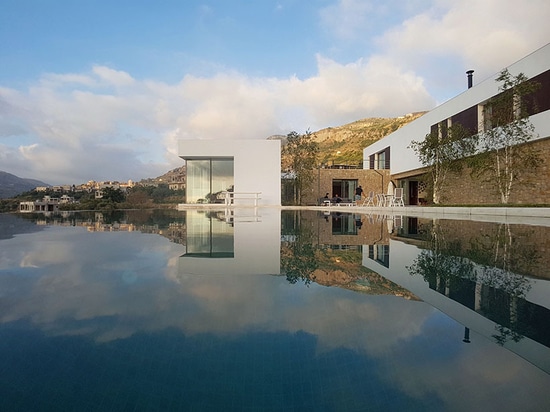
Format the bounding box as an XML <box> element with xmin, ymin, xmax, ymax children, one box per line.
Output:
<box><xmin>466</xmin><ymin>70</ymin><xmax>474</xmax><ymax>89</ymax></box>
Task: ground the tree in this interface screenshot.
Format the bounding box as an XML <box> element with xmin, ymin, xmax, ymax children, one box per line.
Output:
<box><xmin>409</xmin><ymin>123</ymin><xmax>476</xmax><ymax>204</ymax></box>
<box><xmin>282</xmin><ymin>130</ymin><xmax>319</xmax><ymax>205</ymax></box>
<box><xmin>470</xmin><ymin>69</ymin><xmax>541</xmax><ymax>204</ymax></box>
<box><xmin>151</xmin><ymin>184</ymin><xmax>173</xmax><ymax>203</ymax></box>
<box><xmin>101</xmin><ymin>187</ymin><xmax>125</xmax><ymax>203</ymax></box>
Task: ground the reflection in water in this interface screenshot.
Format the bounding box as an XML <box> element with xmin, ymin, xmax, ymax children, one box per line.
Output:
<box><xmin>185</xmin><ymin>210</ymin><xmax>235</xmax><ymax>257</ymax></box>
<box><xmin>405</xmin><ymin>218</ymin><xmax>549</xmax><ymax>351</ymax></box>
<box><xmin>0</xmin><ymin>210</ymin><xmax>549</xmax><ymax>411</ymax></box>
<box><xmin>281</xmin><ymin>211</ymin><xmax>318</xmax><ymax>285</ymax></box>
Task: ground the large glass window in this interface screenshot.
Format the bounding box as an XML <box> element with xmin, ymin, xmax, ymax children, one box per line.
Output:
<box><xmin>211</xmin><ymin>159</ymin><xmax>234</xmax><ymax>197</ymax></box>
<box><xmin>377</xmin><ymin>151</ymin><xmax>385</xmax><ymax>169</ymax></box>
<box><xmin>186</xmin><ymin>160</ymin><xmax>210</xmax><ymax>203</ymax></box>
<box><xmin>186</xmin><ymin>158</ymin><xmax>234</xmax><ymax>203</ymax></box>
<box><xmin>332</xmin><ymin>179</ymin><xmax>357</xmax><ymax>199</ymax></box>
<box><xmin>375</xmin><ymin>147</ymin><xmax>390</xmax><ymax>169</ymax></box>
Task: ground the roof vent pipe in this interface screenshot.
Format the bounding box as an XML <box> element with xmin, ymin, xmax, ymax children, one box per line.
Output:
<box><xmin>466</xmin><ymin>70</ymin><xmax>474</xmax><ymax>89</ymax></box>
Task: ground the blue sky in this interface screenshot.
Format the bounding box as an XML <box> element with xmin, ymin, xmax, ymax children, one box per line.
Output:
<box><xmin>1</xmin><ymin>0</ymin><xmax>549</xmax><ymax>184</ymax></box>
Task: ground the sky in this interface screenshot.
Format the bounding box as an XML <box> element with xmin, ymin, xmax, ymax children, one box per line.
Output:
<box><xmin>1</xmin><ymin>0</ymin><xmax>549</xmax><ymax>185</ymax></box>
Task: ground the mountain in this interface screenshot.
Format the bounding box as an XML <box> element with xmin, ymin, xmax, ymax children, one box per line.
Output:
<box><xmin>276</xmin><ymin>112</ymin><xmax>426</xmax><ymax>167</ymax></box>
<box><xmin>311</xmin><ymin>112</ymin><xmax>426</xmax><ymax>165</ymax></box>
<box><xmin>0</xmin><ymin>171</ymin><xmax>50</xmax><ymax>199</ymax></box>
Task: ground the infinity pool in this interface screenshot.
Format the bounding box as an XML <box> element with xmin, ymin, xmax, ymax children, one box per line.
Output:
<box><xmin>1</xmin><ymin>209</ymin><xmax>549</xmax><ymax>411</ymax></box>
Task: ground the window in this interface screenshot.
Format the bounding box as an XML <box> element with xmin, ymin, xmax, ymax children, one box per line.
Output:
<box><xmin>525</xmin><ymin>69</ymin><xmax>550</xmax><ymax>116</ymax></box>
<box><xmin>368</xmin><ymin>245</ymin><xmax>389</xmax><ymax>267</ymax></box>
<box><xmin>332</xmin><ymin>179</ymin><xmax>357</xmax><ymax>199</ymax></box>
<box><xmin>451</xmin><ymin>106</ymin><xmax>478</xmax><ymax>136</ymax></box>
<box><xmin>377</xmin><ymin>151</ymin><xmax>386</xmax><ymax>169</ymax></box>
<box><xmin>185</xmin><ymin>211</ymin><xmax>234</xmax><ymax>258</ymax></box>
<box><xmin>186</xmin><ymin>158</ymin><xmax>234</xmax><ymax>203</ymax></box>
<box><xmin>374</xmin><ymin>147</ymin><xmax>390</xmax><ymax>169</ymax></box>
<box><xmin>331</xmin><ymin>213</ymin><xmax>358</xmax><ymax>235</ymax></box>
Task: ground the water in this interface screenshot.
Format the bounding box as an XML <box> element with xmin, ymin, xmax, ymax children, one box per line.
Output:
<box><xmin>1</xmin><ymin>208</ymin><xmax>549</xmax><ymax>411</ymax></box>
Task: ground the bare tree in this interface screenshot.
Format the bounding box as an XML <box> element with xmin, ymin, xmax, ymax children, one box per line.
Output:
<box><xmin>410</xmin><ymin>123</ymin><xmax>476</xmax><ymax>204</ymax></box>
<box><xmin>471</xmin><ymin>69</ymin><xmax>541</xmax><ymax>204</ymax></box>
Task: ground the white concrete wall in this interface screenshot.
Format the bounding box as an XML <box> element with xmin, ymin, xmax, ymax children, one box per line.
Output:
<box><xmin>364</xmin><ymin>43</ymin><xmax>550</xmax><ymax>175</ymax></box>
<box><xmin>179</xmin><ymin>139</ymin><xmax>281</xmax><ymax>206</ymax></box>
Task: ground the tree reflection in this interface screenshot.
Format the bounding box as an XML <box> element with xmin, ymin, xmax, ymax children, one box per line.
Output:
<box><xmin>407</xmin><ymin>219</ymin><xmax>476</xmax><ymax>293</ymax></box>
<box><xmin>468</xmin><ymin>223</ymin><xmax>538</xmax><ymax>345</ymax></box>
<box><xmin>407</xmin><ymin>219</ymin><xmax>540</xmax><ymax>346</ymax></box>
<box><xmin>281</xmin><ymin>211</ymin><xmax>320</xmax><ymax>285</ymax></box>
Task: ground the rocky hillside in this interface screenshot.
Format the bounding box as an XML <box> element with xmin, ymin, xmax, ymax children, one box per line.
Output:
<box><xmin>312</xmin><ymin>112</ymin><xmax>426</xmax><ymax>166</ymax></box>
<box><xmin>142</xmin><ymin>166</ymin><xmax>186</xmax><ymax>186</ymax></box>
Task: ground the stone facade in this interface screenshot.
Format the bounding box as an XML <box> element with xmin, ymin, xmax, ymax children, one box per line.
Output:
<box><xmin>301</xmin><ymin>168</ymin><xmax>391</xmax><ymax>206</ymax></box>
<box><xmin>396</xmin><ymin>137</ymin><xmax>550</xmax><ymax>205</ymax></box>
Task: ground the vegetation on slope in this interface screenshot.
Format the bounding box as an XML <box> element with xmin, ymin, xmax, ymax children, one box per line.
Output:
<box><xmin>311</xmin><ymin>112</ymin><xmax>426</xmax><ymax>166</ymax></box>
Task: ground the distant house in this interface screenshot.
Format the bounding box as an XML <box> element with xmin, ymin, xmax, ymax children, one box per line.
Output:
<box><xmin>59</xmin><ymin>195</ymin><xmax>74</xmax><ymax>203</ymax></box>
<box><xmin>20</xmin><ymin>196</ymin><xmax>59</xmax><ymax>213</ymax></box>
<box><xmin>169</xmin><ymin>182</ymin><xmax>186</xmax><ymax>191</ymax></box>
<box><xmin>168</xmin><ymin>167</ymin><xmax>186</xmax><ymax>191</ymax></box>
<box><xmin>363</xmin><ymin>43</ymin><xmax>550</xmax><ymax>205</ymax></box>
<box><xmin>19</xmin><ymin>194</ymin><xmax>77</xmax><ymax>213</ymax></box>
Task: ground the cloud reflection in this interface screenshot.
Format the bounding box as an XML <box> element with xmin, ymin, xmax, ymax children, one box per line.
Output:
<box><xmin>1</xmin><ymin>213</ymin><xmax>549</xmax><ymax>409</ymax></box>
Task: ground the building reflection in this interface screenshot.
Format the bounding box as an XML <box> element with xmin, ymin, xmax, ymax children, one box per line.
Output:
<box><xmin>364</xmin><ymin>216</ymin><xmax>550</xmax><ymax>374</ymax></box>
<box><xmin>178</xmin><ymin>208</ymin><xmax>280</xmax><ymax>276</ymax></box>
<box><xmin>283</xmin><ymin>209</ymin><xmax>550</xmax><ymax>375</ymax></box>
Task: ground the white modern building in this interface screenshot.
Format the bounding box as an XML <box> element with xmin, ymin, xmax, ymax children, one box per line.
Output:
<box><xmin>179</xmin><ymin>139</ymin><xmax>281</xmax><ymax>206</ymax></box>
<box><xmin>363</xmin><ymin>43</ymin><xmax>550</xmax><ymax>205</ymax></box>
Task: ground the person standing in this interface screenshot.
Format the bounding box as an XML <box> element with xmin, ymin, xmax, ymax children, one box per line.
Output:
<box><xmin>355</xmin><ymin>185</ymin><xmax>364</xmax><ymax>202</ymax></box>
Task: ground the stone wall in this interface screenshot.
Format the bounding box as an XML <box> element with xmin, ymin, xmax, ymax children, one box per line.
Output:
<box><xmin>302</xmin><ymin>169</ymin><xmax>391</xmax><ymax>205</ymax></box>
<box><xmin>399</xmin><ymin>137</ymin><xmax>550</xmax><ymax>205</ymax></box>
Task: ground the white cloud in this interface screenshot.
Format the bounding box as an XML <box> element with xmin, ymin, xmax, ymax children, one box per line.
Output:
<box><xmin>319</xmin><ymin>0</ymin><xmax>550</xmax><ymax>104</ymax></box>
<box><xmin>1</xmin><ymin>0</ymin><xmax>549</xmax><ymax>184</ymax></box>
<box><xmin>92</xmin><ymin>65</ymin><xmax>135</xmax><ymax>88</ymax></box>
<box><xmin>374</xmin><ymin>0</ymin><xmax>550</xmax><ymax>101</ymax></box>
<box><xmin>286</xmin><ymin>55</ymin><xmax>434</xmax><ymax>125</ymax></box>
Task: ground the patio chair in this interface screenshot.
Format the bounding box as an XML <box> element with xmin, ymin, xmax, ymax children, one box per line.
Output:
<box><xmin>361</xmin><ymin>191</ymin><xmax>375</xmax><ymax>206</ymax></box>
<box><xmin>392</xmin><ymin>188</ymin><xmax>405</xmax><ymax>207</ymax></box>
<box><xmin>376</xmin><ymin>193</ymin><xmax>385</xmax><ymax>207</ymax></box>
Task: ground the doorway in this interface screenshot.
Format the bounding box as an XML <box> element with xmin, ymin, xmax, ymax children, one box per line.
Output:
<box><xmin>409</xmin><ymin>181</ymin><xmax>419</xmax><ymax>205</ymax></box>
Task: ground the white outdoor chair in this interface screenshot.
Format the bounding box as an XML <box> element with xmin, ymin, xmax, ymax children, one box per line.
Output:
<box><xmin>392</xmin><ymin>188</ymin><xmax>405</xmax><ymax>207</ymax></box>
<box><xmin>361</xmin><ymin>191</ymin><xmax>375</xmax><ymax>206</ymax></box>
